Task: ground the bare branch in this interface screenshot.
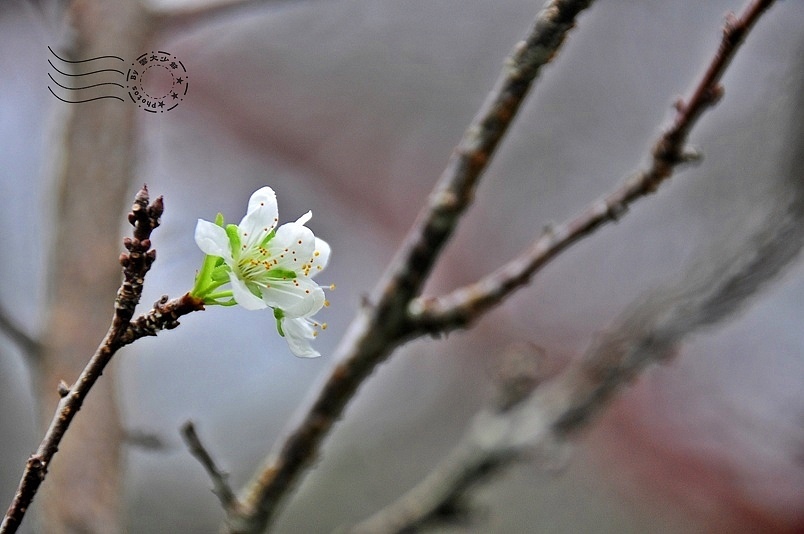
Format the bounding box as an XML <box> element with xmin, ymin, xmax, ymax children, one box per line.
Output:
<box><xmin>0</xmin><ymin>187</ymin><xmax>205</xmax><ymax>534</ymax></box>
<box><xmin>346</xmin><ymin>344</ymin><xmax>547</xmax><ymax>534</ymax></box>
<box><xmin>348</xmin><ymin>5</ymin><xmax>803</xmax><ymax>529</ymax></box>
<box><xmin>408</xmin><ymin>0</ymin><xmax>777</xmax><ymax>334</ymax></box>
<box><xmin>223</xmin><ymin>1</ymin><xmax>595</xmax><ymax>532</ymax></box>
<box><xmin>181</xmin><ymin>422</ymin><xmax>239</xmax><ymax>512</ymax></box>
<box><xmin>0</xmin><ymin>303</ymin><xmax>40</xmax><ymax>359</ymax></box>
<box><xmin>351</xmin><ymin>109</ymin><xmax>804</xmax><ymax>533</ymax></box>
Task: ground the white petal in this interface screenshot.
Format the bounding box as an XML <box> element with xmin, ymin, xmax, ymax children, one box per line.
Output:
<box><xmin>284</xmin><ymin>283</ymin><xmax>325</xmax><ymax>317</ymax></box>
<box><xmin>259</xmin><ymin>278</ymin><xmax>323</xmax><ymax>316</ymax></box>
<box><xmin>269</xmin><ymin>223</ymin><xmax>316</xmax><ymax>272</ymax></box>
<box><xmin>282</xmin><ymin>317</ymin><xmax>321</xmax><ymax>358</ymax></box>
<box><xmin>229</xmin><ymin>272</ymin><xmax>267</xmax><ymax>310</ymax></box>
<box><xmin>307</xmin><ymin>238</ymin><xmax>330</xmax><ymax>278</ymax></box>
<box><xmin>194</xmin><ymin>219</ymin><xmax>233</xmax><ymax>264</ymax></box>
<box><xmin>295</xmin><ymin>210</ymin><xmax>312</xmax><ymax>225</ymax></box>
<box><xmin>239</xmin><ymin>187</ymin><xmax>278</xmax><ymax>248</ymax></box>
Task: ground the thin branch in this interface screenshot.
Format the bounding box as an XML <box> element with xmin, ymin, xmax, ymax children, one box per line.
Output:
<box><xmin>0</xmin><ymin>187</ymin><xmax>205</xmax><ymax>534</ymax></box>
<box><xmin>223</xmin><ymin>1</ymin><xmax>595</xmax><ymax>532</ymax></box>
<box><xmin>346</xmin><ymin>344</ymin><xmax>546</xmax><ymax>534</ymax></box>
<box><xmin>408</xmin><ymin>0</ymin><xmax>776</xmax><ymax>334</ymax></box>
<box><xmin>349</xmin><ymin>3</ymin><xmax>796</xmax><ymax>529</ymax></box>
<box><xmin>0</xmin><ymin>303</ymin><xmax>41</xmax><ymax>359</ymax></box>
<box><xmin>348</xmin><ymin>438</ymin><xmax>518</xmax><ymax>534</ymax></box>
<box><xmin>352</xmin><ymin>84</ymin><xmax>804</xmax><ymax>533</ymax></box>
<box><xmin>181</xmin><ymin>422</ymin><xmax>239</xmax><ymax>511</ymax></box>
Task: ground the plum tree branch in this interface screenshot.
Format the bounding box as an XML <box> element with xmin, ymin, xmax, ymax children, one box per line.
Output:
<box><xmin>346</xmin><ymin>344</ymin><xmax>548</xmax><ymax>534</ymax></box>
<box><xmin>220</xmin><ymin>1</ymin><xmax>596</xmax><ymax>532</ymax></box>
<box><xmin>408</xmin><ymin>0</ymin><xmax>776</xmax><ymax>334</ymax></box>
<box><xmin>346</xmin><ymin>2</ymin><xmax>794</xmax><ymax>531</ymax></box>
<box><xmin>0</xmin><ymin>187</ymin><xmax>205</xmax><ymax>534</ymax></box>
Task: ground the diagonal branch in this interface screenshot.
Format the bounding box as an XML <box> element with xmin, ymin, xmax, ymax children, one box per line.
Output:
<box><xmin>222</xmin><ymin>1</ymin><xmax>596</xmax><ymax>532</ymax></box>
<box><xmin>349</xmin><ymin>3</ymin><xmax>796</xmax><ymax>530</ymax></box>
<box><xmin>408</xmin><ymin>0</ymin><xmax>776</xmax><ymax>334</ymax></box>
<box><xmin>0</xmin><ymin>187</ymin><xmax>205</xmax><ymax>534</ymax></box>
<box><xmin>346</xmin><ymin>344</ymin><xmax>547</xmax><ymax>534</ymax></box>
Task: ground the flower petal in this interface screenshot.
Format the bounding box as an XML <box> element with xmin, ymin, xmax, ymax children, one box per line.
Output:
<box><xmin>268</xmin><ymin>222</ymin><xmax>316</xmax><ymax>272</ymax></box>
<box><xmin>295</xmin><ymin>210</ymin><xmax>312</xmax><ymax>225</ymax></box>
<box><xmin>260</xmin><ymin>278</ymin><xmax>324</xmax><ymax>317</ymax></box>
<box><xmin>282</xmin><ymin>317</ymin><xmax>321</xmax><ymax>358</ymax></box>
<box><xmin>229</xmin><ymin>272</ymin><xmax>267</xmax><ymax>310</ymax></box>
<box><xmin>285</xmin><ymin>283</ymin><xmax>325</xmax><ymax>318</ymax></box>
<box><xmin>195</xmin><ymin>219</ymin><xmax>233</xmax><ymax>264</ymax></box>
<box><xmin>239</xmin><ymin>187</ymin><xmax>278</xmax><ymax>248</ymax></box>
<box><xmin>307</xmin><ymin>237</ymin><xmax>330</xmax><ymax>278</ymax></box>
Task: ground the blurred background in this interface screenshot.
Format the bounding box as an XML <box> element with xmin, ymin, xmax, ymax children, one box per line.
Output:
<box><xmin>1</xmin><ymin>0</ymin><xmax>802</xmax><ymax>532</ymax></box>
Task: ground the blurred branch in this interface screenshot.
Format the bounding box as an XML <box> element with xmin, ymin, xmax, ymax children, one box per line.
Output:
<box><xmin>181</xmin><ymin>422</ymin><xmax>239</xmax><ymax>511</ymax></box>
<box><xmin>34</xmin><ymin>2</ymin><xmax>156</xmax><ymax>530</ymax></box>
<box><xmin>408</xmin><ymin>0</ymin><xmax>776</xmax><ymax>334</ymax></box>
<box><xmin>346</xmin><ymin>344</ymin><xmax>547</xmax><ymax>534</ymax></box>
<box><xmin>0</xmin><ymin>187</ymin><xmax>205</xmax><ymax>534</ymax></box>
<box><xmin>349</xmin><ymin>3</ymin><xmax>796</xmax><ymax>531</ymax></box>
<box><xmin>0</xmin><ymin>304</ymin><xmax>40</xmax><ymax>359</ymax></box>
<box><xmin>222</xmin><ymin>1</ymin><xmax>595</xmax><ymax>532</ymax></box>
<box><xmin>151</xmin><ymin>0</ymin><xmax>307</xmax><ymax>31</ymax></box>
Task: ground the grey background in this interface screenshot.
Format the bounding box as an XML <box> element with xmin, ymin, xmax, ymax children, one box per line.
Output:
<box><xmin>1</xmin><ymin>0</ymin><xmax>802</xmax><ymax>532</ymax></box>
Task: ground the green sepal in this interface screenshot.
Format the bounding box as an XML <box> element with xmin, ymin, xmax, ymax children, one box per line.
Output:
<box><xmin>190</xmin><ymin>253</ymin><xmax>220</xmax><ymax>299</ymax></box>
<box><xmin>203</xmin><ymin>290</ymin><xmax>236</xmax><ymax>306</ymax></box>
<box><xmin>226</xmin><ymin>225</ymin><xmax>241</xmax><ymax>259</ymax></box>
<box><xmin>211</xmin><ymin>264</ymin><xmax>230</xmax><ymax>282</ymax></box>
<box><xmin>274</xmin><ymin>308</ymin><xmax>285</xmax><ymax>337</ymax></box>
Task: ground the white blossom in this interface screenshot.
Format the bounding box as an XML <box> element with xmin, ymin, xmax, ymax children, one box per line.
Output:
<box><xmin>193</xmin><ymin>186</ymin><xmax>331</xmax><ymax>357</ymax></box>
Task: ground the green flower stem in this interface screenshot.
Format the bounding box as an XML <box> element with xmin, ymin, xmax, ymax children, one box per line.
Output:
<box><xmin>191</xmin><ymin>254</ymin><xmax>220</xmax><ymax>298</ymax></box>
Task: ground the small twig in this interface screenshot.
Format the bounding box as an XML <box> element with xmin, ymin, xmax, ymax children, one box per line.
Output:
<box><xmin>0</xmin><ymin>187</ymin><xmax>205</xmax><ymax>534</ymax></box>
<box><xmin>223</xmin><ymin>2</ymin><xmax>595</xmax><ymax>532</ymax></box>
<box><xmin>181</xmin><ymin>422</ymin><xmax>239</xmax><ymax>511</ymax></box>
<box><xmin>0</xmin><ymin>303</ymin><xmax>41</xmax><ymax>359</ymax></box>
<box><xmin>408</xmin><ymin>0</ymin><xmax>776</xmax><ymax>333</ymax></box>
